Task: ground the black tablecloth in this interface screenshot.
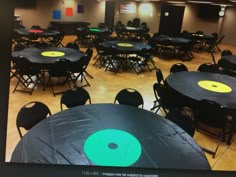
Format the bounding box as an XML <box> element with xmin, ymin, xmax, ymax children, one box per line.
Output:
<box><xmin>14</xmin><ymin>28</ymin><xmax>60</xmax><ymax>37</ymax></box>
<box><xmin>151</xmin><ymin>36</ymin><xmax>191</xmax><ymax>46</ymax></box>
<box><xmin>11</xmin><ymin>104</ymin><xmax>210</xmax><ymax>170</ymax></box>
<box><xmin>165</xmin><ymin>71</ymin><xmax>236</xmax><ymax>110</ymax></box>
<box><xmin>182</xmin><ymin>33</ymin><xmax>214</xmax><ymax>41</ymax></box>
<box><xmin>12</xmin><ymin>47</ymin><xmax>86</xmax><ymax>64</ymax></box>
<box><xmin>101</xmin><ymin>41</ymin><xmax>151</xmax><ymax>54</ymax></box>
<box><xmin>123</xmin><ymin>27</ymin><xmax>144</xmax><ymax>33</ymax></box>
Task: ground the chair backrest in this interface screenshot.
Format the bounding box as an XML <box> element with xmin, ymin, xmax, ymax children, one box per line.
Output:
<box><xmin>195</xmin><ymin>30</ymin><xmax>204</xmax><ymax>34</ymax></box>
<box><xmin>197</xmin><ymin>63</ymin><xmax>219</xmax><ymax>73</ymax></box>
<box><xmin>153</xmin><ymin>83</ymin><xmax>178</xmax><ymax>110</ymax></box>
<box><xmin>138</xmin><ymin>48</ymin><xmax>154</xmax><ymax>60</ymax></box>
<box><xmin>50</xmin><ymin>58</ymin><xmax>71</xmax><ymax>76</ymax></box>
<box><xmin>221</xmin><ymin>49</ymin><xmax>232</xmax><ymax>57</ymax></box>
<box><xmin>114</xmin><ymin>88</ymin><xmax>144</xmax><ymax>108</ymax></box>
<box><xmin>127</xmin><ymin>20</ymin><xmax>133</xmax><ymax>27</ymax></box>
<box><xmin>165</xmin><ymin>107</ymin><xmax>195</xmax><ymax>137</ymax></box>
<box><xmin>60</xmin><ymin>87</ymin><xmax>91</xmax><ymax>110</ymax></box>
<box><xmin>217</xmin><ymin>58</ymin><xmax>233</xmax><ymax>70</ymax></box>
<box><xmin>95</xmin><ymin>41</ymin><xmax>105</xmax><ymax>54</ymax></box>
<box><xmin>69</xmin><ymin>55</ymin><xmax>90</xmax><ymax>73</ymax></box>
<box><xmin>105</xmin><ymin>45</ymin><xmax>118</xmax><ymax>56</ymax></box>
<box><xmin>12</xmin><ymin>56</ymin><xmax>40</xmax><ymax>75</ymax></box>
<box><xmin>140</xmin><ymin>22</ymin><xmax>147</xmax><ymax>28</ymax></box>
<box><xmin>98</xmin><ymin>22</ymin><xmax>105</xmax><ymax>28</ymax></box>
<box><xmin>170</xmin><ymin>63</ymin><xmax>188</xmax><ymax>74</ymax></box>
<box><xmin>13</xmin><ymin>43</ymin><xmax>25</xmax><ymax>51</ymax></box>
<box><xmin>31</xmin><ymin>25</ymin><xmax>42</xmax><ymax>29</ymax></box>
<box><xmin>132</xmin><ymin>18</ymin><xmax>140</xmax><ymax>27</ymax></box>
<box><xmin>16</xmin><ymin>101</ymin><xmax>51</xmax><ymax>138</ymax></box>
<box><xmin>155</xmin><ymin>68</ymin><xmax>165</xmax><ymax>84</ymax></box>
<box><xmin>211</xmin><ymin>32</ymin><xmax>218</xmax><ymax>41</ymax></box>
<box><xmin>65</xmin><ymin>42</ymin><xmax>79</xmax><ymax>50</ymax></box>
<box><xmin>196</xmin><ymin>99</ymin><xmax>226</xmax><ymax>128</ymax></box>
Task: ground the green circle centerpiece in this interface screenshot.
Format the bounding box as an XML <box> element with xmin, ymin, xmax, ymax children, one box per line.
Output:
<box><xmin>89</xmin><ymin>28</ymin><xmax>101</xmax><ymax>32</ymax></box>
<box><xmin>198</xmin><ymin>80</ymin><xmax>232</xmax><ymax>93</ymax></box>
<box><xmin>84</xmin><ymin>129</ymin><xmax>142</xmax><ymax>167</ymax></box>
<box><xmin>41</xmin><ymin>51</ymin><xmax>65</xmax><ymax>57</ymax></box>
<box><xmin>117</xmin><ymin>43</ymin><xmax>133</xmax><ymax>47</ymax></box>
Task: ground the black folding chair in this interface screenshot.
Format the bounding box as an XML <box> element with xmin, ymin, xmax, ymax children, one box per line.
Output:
<box><xmin>47</xmin><ymin>58</ymin><xmax>73</xmax><ymax>96</ymax></box>
<box><xmin>60</xmin><ymin>87</ymin><xmax>91</xmax><ymax>110</ymax></box>
<box><xmin>16</xmin><ymin>101</ymin><xmax>51</xmax><ymax>138</ymax></box>
<box><xmin>12</xmin><ymin>56</ymin><xmax>42</xmax><ymax>95</ymax></box>
<box><xmin>114</xmin><ymin>88</ymin><xmax>144</xmax><ymax>109</ymax></box>
<box><xmin>196</xmin><ymin>99</ymin><xmax>235</xmax><ymax>158</ymax></box>
<box><xmin>69</xmin><ymin>55</ymin><xmax>92</xmax><ymax>88</ymax></box>
<box><xmin>170</xmin><ymin>63</ymin><xmax>188</xmax><ymax>74</ymax></box>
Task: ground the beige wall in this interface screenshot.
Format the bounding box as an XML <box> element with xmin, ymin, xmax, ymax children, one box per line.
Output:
<box><xmin>15</xmin><ymin>0</ymin><xmax>105</xmax><ymax>28</ymax></box>
<box><xmin>14</xmin><ymin>0</ymin><xmax>236</xmax><ymax>45</ymax></box>
<box><xmin>14</xmin><ymin>0</ymin><xmax>54</xmax><ymax>28</ymax></box>
<box><xmin>50</xmin><ymin>0</ymin><xmax>105</xmax><ymax>27</ymax></box>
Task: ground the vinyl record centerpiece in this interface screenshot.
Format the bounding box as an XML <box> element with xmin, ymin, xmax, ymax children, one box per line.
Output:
<box><xmin>84</xmin><ymin>129</ymin><xmax>142</xmax><ymax>167</ymax></box>
<box><xmin>198</xmin><ymin>80</ymin><xmax>232</xmax><ymax>93</ymax></box>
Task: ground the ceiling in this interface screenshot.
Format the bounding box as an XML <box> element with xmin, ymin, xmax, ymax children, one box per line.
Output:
<box><xmin>134</xmin><ymin>0</ymin><xmax>236</xmax><ymax>6</ymax></box>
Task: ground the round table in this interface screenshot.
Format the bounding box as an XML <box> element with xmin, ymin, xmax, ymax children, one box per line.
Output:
<box><xmin>124</xmin><ymin>26</ymin><xmax>144</xmax><ymax>33</ymax></box>
<box><xmin>12</xmin><ymin>47</ymin><xmax>86</xmax><ymax>65</ymax></box>
<box><xmin>14</xmin><ymin>28</ymin><xmax>60</xmax><ymax>37</ymax></box>
<box><xmin>165</xmin><ymin>71</ymin><xmax>236</xmax><ymax>110</ymax></box>
<box><xmin>151</xmin><ymin>36</ymin><xmax>191</xmax><ymax>46</ymax></box>
<box><xmin>11</xmin><ymin>104</ymin><xmax>210</xmax><ymax>170</ymax></box>
<box><xmin>101</xmin><ymin>40</ymin><xmax>151</xmax><ymax>54</ymax></box>
<box><xmin>182</xmin><ymin>33</ymin><xmax>214</xmax><ymax>41</ymax></box>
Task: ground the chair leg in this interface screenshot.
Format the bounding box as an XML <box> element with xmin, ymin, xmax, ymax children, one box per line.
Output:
<box><xmin>81</xmin><ymin>75</ymin><xmax>90</xmax><ymax>87</ymax></box>
<box><xmin>154</xmin><ymin>106</ymin><xmax>161</xmax><ymax>114</ymax></box>
<box><xmin>150</xmin><ymin>100</ymin><xmax>158</xmax><ymax>111</ymax></box>
<box><xmin>13</xmin><ymin>74</ymin><xmax>39</xmax><ymax>95</ymax></box>
<box><xmin>85</xmin><ymin>71</ymin><xmax>94</xmax><ymax>79</ymax></box>
<box><xmin>74</xmin><ymin>73</ymin><xmax>90</xmax><ymax>87</ymax></box>
<box><xmin>200</xmin><ymin>131</ymin><xmax>225</xmax><ymax>158</ymax></box>
<box><xmin>212</xmin><ymin>133</ymin><xmax>224</xmax><ymax>158</ymax></box>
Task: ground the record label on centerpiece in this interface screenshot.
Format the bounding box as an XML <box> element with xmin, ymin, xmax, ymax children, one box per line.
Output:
<box><xmin>41</xmin><ymin>51</ymin><xmax>65</xmax><ymax>57</ymax></box>
<box><xmin>117</xmin><ymin>43</ymin><xmax>133</xmax><ymax>47</ymax></box>
<box><xmin>84</xmin><ymin>129</ymin><xmax>141</xmax><ymax>167</ymax></box>
<box><xmin>198</xmin><ymin>80</ymin><xmax>232</xmax><ymax>93</ymax></box>
<box><xmin>29</xmin><ymin>29</ymin><xmax>43</xmax><ymax>33</ymax></box>
<box><xmin>89</xmin><ymin>28</ymin><xmax>101</xmax><ymax>32</ymax></box>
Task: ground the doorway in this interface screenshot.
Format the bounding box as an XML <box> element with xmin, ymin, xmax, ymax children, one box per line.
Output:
<box><xmin>158</xmin><ymin>4</ymin><xmax>185</xmax><ymax>36</ymax></box>
<box><xmin>105</xmin><ymin>1</ymin><xmax>115</xmax><ymax>28</ymax></box>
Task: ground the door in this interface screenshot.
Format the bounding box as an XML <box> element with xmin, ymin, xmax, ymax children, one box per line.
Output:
<box><xmin>105</xmin><ymin>1</ymin><xmax>115</xmax><ymax>28</ymax></box>
<box><xmin>158</xmin><ymin>4</ymin><xmax>185</xmax><ymax>36</ymax></box>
